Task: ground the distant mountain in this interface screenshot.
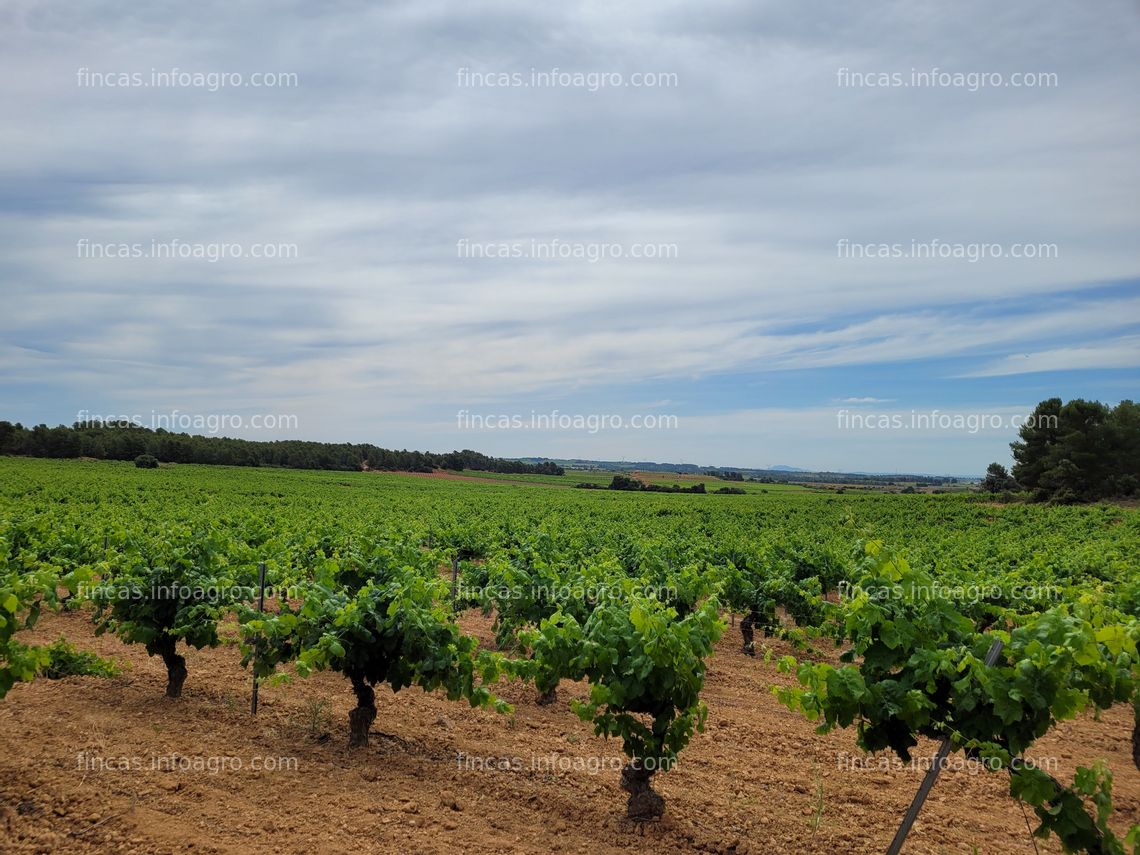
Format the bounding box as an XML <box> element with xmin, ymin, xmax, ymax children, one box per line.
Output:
<box><xmin>768</xmin><ymin>465</ymin><xmax>807</xmax><ymax>472</ymax></box>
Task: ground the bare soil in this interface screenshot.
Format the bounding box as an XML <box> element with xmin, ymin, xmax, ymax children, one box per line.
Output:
<box><xmin>2</xmin><ymin>608</ymin><xmax>1137</xmax><ymax>854</ymax></box>
<box><xmin>375</xmin><ymin>470</ymin><xmax>564</xmax><ymax>488</ymax></box>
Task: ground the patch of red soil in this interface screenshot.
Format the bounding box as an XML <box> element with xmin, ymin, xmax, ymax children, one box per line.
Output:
<box><xmin>630</xmin><ymin>471</ymin><xmax>708</xmax><ymax>483</ymax></box>
<box><xmin>373</xmin><ymin>470</ymin><xmax>563</xmax><ymax>488</ymax></box>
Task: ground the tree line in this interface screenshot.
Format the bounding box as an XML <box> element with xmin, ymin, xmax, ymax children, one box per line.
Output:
<box><xmin>576</xmin><ymin>474</ymin><xmax>709</xmax><ymax>493</ymax></box>
<box><xmin>0</xmin><ymin>420</ymin><xmax>564</xmax><ymax>476</ymax></box>
<box><xmin>984</xmin><ymin>398</ymin><xmax>1138</xmax><ymax>502</ymax></box>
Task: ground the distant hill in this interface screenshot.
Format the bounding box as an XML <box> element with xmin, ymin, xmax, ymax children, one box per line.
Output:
<box><xmin>515</xmin><ymin>457</ymin><xmax>976</xmax><ymax>484</ymax></box>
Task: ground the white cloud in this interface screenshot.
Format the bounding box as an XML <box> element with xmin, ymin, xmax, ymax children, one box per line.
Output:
<box><xmin>962</xmin><ymin>336</ymin><xmax>1140</xmax><ymax>377</ymax></box>
<box><xmin>1</xmin><ymin>0</ymin><xmax>1138</xmax><ymax>472</ymax></box>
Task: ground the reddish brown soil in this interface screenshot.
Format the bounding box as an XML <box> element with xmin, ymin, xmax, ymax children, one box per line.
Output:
<box><xmin>2</xmin><ymin>608</ymin><xmax>1137</xmax><ymax>854</ymax></box>
<box><xmin>631</xmin><ymin>471</ymin><xmax>710</xmax><ymax>482</ymax></box>
<box><xmin>377</xmin><ymin>470</ymin><xmax>487</xmax><ymax>482</ymax></box>
<box><xmin>374</xmin><ymin>470</ymin><xmax>563</xmax><ymax>488</ymax></box>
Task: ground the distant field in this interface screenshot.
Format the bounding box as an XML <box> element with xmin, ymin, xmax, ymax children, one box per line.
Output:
<box><xmin>439</xmin><ymin>468</ymin><xmax>609</xmax><ymax>486</ymax></box>
<box><xmin>446</xmin><ymin>468</ymin><xmax>809</xmax><ymax>493</ymax></box>
<box><xmin>627</xmin><ymin>470</ymin><xmax>808</xmax><ymax>493</ymax></box>
<box><xmin>2</xmin><ymin>457</ymin><xmax>1138</xmax><ymax>854</ymax></box>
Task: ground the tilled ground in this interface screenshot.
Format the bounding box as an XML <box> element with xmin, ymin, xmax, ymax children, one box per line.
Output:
<box><xmin>1</xmin><ymin>607</ymin><xmax>1138</xmax><ymax>854</ymax></box>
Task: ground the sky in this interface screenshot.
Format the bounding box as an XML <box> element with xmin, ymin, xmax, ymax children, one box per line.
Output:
<box><xmin>1</xmin><ymin>0</ymin><xmax>1138</xmax><ymax>476</ymax></box>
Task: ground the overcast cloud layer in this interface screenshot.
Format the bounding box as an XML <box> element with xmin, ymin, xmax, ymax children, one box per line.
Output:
<box><xmin>2</xmin><ymin>0</ymin><xmax>1138</xmax><ymax>474</ymax></box>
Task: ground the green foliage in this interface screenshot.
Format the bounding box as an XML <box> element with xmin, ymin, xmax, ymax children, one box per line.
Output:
<box><xmin>239</xmin><ymin>541</ymin><xmax>510</xmax><ymax>742</ymax></box>
<box><xmin>1007</xmin><ymin>760</ymin><xmax>1140</xmax><ymax>854</ymax></box>
<box><xmin>0</xmin><ymin>420</ymin><xmax>563</xmax><ymax>475</ymax></box>
<box><xmin>718</xmin><ymin>538</ymin><xmax>841</xmax><ymax>634</ymax></box>
<box><xmin>90</xmin><ymin>525</ymin><xmax>244</xmax><ymax>696</ymax></box>
<box><xmin>982</xmin><ymin>462</ymin><xmax>1018</xmax><ymax>494</ymax></box>
<box><xmin>1</xmin><ymin>457</ymin><xmax>1138</xmax><ymax>835</ymax></box>
<box><xmin>607</xmin><ymin>474</ymin><xmax>707</xmax><ymax>494</ymax></box>
<box><xmin>519</xmin><ymin>596</ymin><xmax>724</xmax><ymax>772</ymax></box>
<box><xmin>1012</xmin><ymin>399</ymin><xmax>1139</xmax><ymax>503</ymax></box>
<box><xmin>776</xmin><ymin>540</ymin><xmax>1140</xmax><ymax>854</ymax></box>
<box><xmin>38</xmin><ymin>637</ymin><xmax>121</xmax><ymax>679</ymax></box>
<box><xmin>609</xmin><ymin>474</ymin><xmax>643</xmax><ymax>491</ymax></box>
<box><xmin>91</xmin><ymin>528</ymin><xmax>238</xmax><ymax>654</ymax></box>
<box><xmin>0</xmin><ymin>527</ymin><xmax>91</xmax><ymax>699</ymax></box>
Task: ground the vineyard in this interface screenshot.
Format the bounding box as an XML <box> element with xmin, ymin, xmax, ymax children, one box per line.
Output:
<box><xmin>1</xmin><ymin>456</ymin><xmax>1139</xmax><ymax>854</ymax></box>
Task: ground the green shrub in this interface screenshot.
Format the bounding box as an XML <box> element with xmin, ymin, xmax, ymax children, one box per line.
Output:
<box><xmin>39</xmin><ymin>637</ymin><xmax>122</xmax><ymax>679</ymax></box>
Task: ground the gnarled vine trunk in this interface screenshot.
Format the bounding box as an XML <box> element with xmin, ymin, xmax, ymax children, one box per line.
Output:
<box><xmin>536</xmin><ymin>686</ymin><xmax>557</xmax><ymax>706</ymax></box>
<box><xmin>348</xmin><ymin>672</ymin><xmax>376</xmax><ymax>747</ymax></box>
<box><xmin>740</xmin><ymin>610</ymin><xmax>757</xmax><ymax>655</ymax></box>
<box><xmin>1132</xmin><ymin>701</ymin><xmax>1140</xmax><ymax>772</ymax></box>
<box><xmin>155</xmin><ymin>636</ymin><xmax>187</xmax><ymax>698</ymax></box>
<box><xmin>620</xmin><ymin>761</ymin><xmax>665</xmax><ymax>820</ymax></box>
